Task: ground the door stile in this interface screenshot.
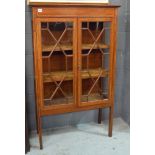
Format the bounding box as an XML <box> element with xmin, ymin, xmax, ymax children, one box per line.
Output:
<box><xmin>77</xmin><ymin>18</ymin><xmax>82</xmax><ymax>107</ymax></box>
<box><xmin>72</xmin><ymin>18</ymin><xmax>78</xmax><ymax>108</ymax></box>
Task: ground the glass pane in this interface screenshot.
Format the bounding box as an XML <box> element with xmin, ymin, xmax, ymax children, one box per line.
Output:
<box><xmin>81</xmin><ymin>21</ymin><xmax>111</xmax><ymax>102</ymax></box>
<box><xmin>41</xmin><ymin>22</ymin><xmax>74</xmax><ymax>106</ymax></box>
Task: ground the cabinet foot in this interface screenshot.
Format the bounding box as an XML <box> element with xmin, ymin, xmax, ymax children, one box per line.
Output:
<box><xmin>39</xmin><ymin>131</ymin><xmax>43</xmax><ymax>150</ymax></box>
<box><xmin>38</xmin><ymin>115</ymin><xmax>43</xmax><ymax>149</ymax></box>
<box><xmin>36</xmin><ymin>111</ymin><xmax>39</xmax><ymax>134</ymax></box>
<box><xmin>108</xmin><ymin>107</ymin><xmax>113</xmax><ymax>137</ymax></box>
<box><xmin>98</xmin><ymin>108</ymin><xmax>102</xmax><ymax>124</ymax></box>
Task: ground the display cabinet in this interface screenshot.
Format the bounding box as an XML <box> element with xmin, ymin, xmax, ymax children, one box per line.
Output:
<box><xmin>29</xmin><ymin>2</ymin><xmax>120</xmax><ymax>149</ymax></box>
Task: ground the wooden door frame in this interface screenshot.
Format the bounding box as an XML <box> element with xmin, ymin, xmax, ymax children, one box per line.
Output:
<box><xmin>77</xmin><ymin>17</ymin><xmax>114</xmax><ymax>107</ymax></box>
<box><xmin>35</xmin><ymin>17</ymin><xmax>78</xmax><ymax>112</ymax></box>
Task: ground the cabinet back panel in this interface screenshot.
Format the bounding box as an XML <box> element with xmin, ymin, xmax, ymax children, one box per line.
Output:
<box><xmin>42</xmin><ymin>53</ymin><xmax>73</xmax><ymax>72</ymax></box>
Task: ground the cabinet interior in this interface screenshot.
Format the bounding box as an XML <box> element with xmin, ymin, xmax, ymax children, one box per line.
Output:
<box><xmin>41</xmin><ymin>21</ymin><xmax>110</xmax><ymax>106</ymax></box>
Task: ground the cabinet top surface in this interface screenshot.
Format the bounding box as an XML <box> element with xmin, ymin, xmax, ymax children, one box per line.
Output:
<box><xmin>28</xmin><ymin>1</ymin><xmax>120</xmax><ymax>7</ymax></box>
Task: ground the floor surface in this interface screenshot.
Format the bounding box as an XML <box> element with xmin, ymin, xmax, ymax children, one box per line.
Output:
<box><xmin>27</xmin><ymin>117</ymin><xmax>130</xmax><ymax>155</ymax></box>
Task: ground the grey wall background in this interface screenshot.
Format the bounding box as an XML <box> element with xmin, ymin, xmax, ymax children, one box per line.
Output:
<box><xmin>25</xmin><ymin>0</ymin><xmax>130</xmax><ymax>131</ymax></box>
<box><xmin>121</xmin><ymin>0</ymin><xmax>130</xmax><ymax>125</ymax></box>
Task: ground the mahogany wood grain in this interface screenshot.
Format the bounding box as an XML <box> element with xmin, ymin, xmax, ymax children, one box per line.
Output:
<box><xmin>31</xmin><ymin>3</ymin><xmax>119</xmax><ymax>149</ymax></box>
<box><xmin>108</xmin><ymin>8</ymin><xmax>118</xmax><ymax>137</ymax></box>
<box><xmin>41</xmin><ymin>102</ymin><xmax>110</xmax><ymax>116</ymax></box>
<box><xmin>34</xmin><ymin>7</ymin><xmax>115</xmax><ymax>18</ymax></box>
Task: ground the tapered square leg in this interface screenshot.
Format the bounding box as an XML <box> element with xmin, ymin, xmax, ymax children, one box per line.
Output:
<box><xmin>98</xmin><ymin>108</ymin><xmax>102</xmax><ymax>124</ymax></box>
<box><xmin>39</xmin><ymin>133</ymin><xmax>43</xmax><ymax>150</ymax></box>
<box><xmin>108</xmin><ymin>107</ymin><xmax>113</xmax><ymax>137</ymax></box>
<box><xmin>37</xmin><ymin>115</ymin><xmax>43</xmax><ymax>149</ymax></box>
<box><xmin>35</xmin><ymin>108</ymin><xmax>39</xmax><ymax>134</ymax></box>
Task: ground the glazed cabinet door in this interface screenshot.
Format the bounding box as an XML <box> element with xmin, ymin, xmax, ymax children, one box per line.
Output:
<box><xmin>36</xmin><ymin>18</ymin><xmax>77</xmax><ymax>110</ymax></box>
<box><xmin>77</xmin><ymin>17</ymin><xmax>113</xmax><ymax>106</ymax></box>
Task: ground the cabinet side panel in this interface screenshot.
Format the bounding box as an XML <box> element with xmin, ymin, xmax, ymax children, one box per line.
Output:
<box><xmin>32</xmin><ymin>8</ymin><xmax>42</xmax><ymax>115</ymax></box>
<box><xmin>111</xmin><ymin>9</ymin><xmax>118</xmax><ymax>107</ymax></box>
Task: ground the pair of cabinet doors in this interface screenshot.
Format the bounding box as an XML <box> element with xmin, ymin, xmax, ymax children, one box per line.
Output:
<box><xmin>34</xmin><ymin>17</ymin><xmax>115</xmax><ymax>113</ymax></box>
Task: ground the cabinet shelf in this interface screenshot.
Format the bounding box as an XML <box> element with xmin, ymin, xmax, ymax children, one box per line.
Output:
<box><xmin>44</xmin><ymin>96</ymin><xmax>73</xmax><ymax>106</ymax></box>
<box><xmin>81</xmin><ymin>93</ymin><xmax>108</xmax><ymax>102</ymax></box>
<box><xmin>44</xmin><ymin>93</ymin><xmax>107</xmax><ymax>106</ymax></box>
<box><xmin>43</xmin><ymin>68</ymin><xmax>108</xmax><ymax>82</ymax></box>
<box><xmin>42</xmin><ymin>43</ymin><xmax>109</xmax><ymax>52</ymax></box>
